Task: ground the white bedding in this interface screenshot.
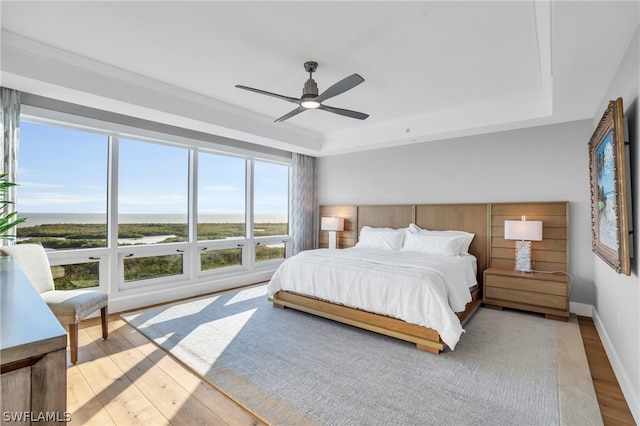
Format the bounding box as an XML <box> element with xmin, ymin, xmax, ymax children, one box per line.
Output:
<box><xmin>267</xmin><ymin>248</ymin><xmax>477</xmax><ymax>350</ymax></box>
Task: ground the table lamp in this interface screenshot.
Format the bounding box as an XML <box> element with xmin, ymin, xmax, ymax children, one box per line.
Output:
<box><xmin>321</xmin><ymin>216</ymin><xmax>344</xmax><ymax>249</ymax></box>
<box><xmin>504</xmin><ymin>216</ymin><xmax>543</xmax><ymax>272</ymax></box>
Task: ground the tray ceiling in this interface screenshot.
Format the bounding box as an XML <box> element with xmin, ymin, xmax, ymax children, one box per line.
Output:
<box><xmin>1</xmin><ymin>1</ymin><xmax>638</xmax><ymax>156</ymax></box>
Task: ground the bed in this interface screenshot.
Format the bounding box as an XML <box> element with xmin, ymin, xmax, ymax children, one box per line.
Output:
<box><xmin>268</xmin><ymin>204</ymin><xmax>490</xmax><ymax>354</ymax></box>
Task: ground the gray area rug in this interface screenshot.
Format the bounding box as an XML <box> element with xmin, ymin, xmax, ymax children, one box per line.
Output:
<box><xmin>122</xmin><ymin>285</ymin><xmax>602</xmax><ymax>426</ymax></box>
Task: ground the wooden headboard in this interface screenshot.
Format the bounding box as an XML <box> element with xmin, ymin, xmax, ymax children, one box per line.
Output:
<box><xmin>489</xmin><ymin>202</ymin><xmax>569</xmax><ymax>272</ymax></box>
<box><xmin>415</xmin><ymin>204</ymin><xmax>489</xmax><ymax>278</ymax></box>
<box><xmin>318</xmin><ymin>202</ymin><xmax>569</xmax><ymax>282</ymax></box>
<box><xmin>318</xmin><ymin>203</ymin><xmax>490</xmax><ymax>283</ymax></box>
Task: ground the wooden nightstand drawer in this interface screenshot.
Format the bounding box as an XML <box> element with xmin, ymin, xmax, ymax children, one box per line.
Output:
<box><xmin>485</xmin><ymin>286</ymin><xmax>567</xmax><ymax>310</ymax></box>
<box><xmin>484</xmin><ymin>274</ymin><xmax>567</xmax><ymax>296</ymax></box>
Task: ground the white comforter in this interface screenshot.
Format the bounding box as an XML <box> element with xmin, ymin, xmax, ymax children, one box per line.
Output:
<box><xmin>267</xmin><ymin>248</ymin><xmax>477</xmax><ymax>350</ymax></box>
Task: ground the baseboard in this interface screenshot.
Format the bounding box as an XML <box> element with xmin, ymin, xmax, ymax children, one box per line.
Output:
<box><xmin>592</xmin><ymin>308</ymin><xmax>640</xmax><ymax>424</ymax></box>
<box><xmin>569</xmin><ymin>301</ymin><xmax>593</xmax><ymax>317</ymax></box>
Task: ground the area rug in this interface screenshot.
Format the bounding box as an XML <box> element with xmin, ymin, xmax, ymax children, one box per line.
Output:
<box><xmin>122</xmin><ymin>285</ymin><xmax>602</xmax><ymax>426</ymax></box>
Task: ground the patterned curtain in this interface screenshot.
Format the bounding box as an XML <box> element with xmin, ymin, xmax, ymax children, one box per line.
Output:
<box><xmin>290</xmin><ymin>152</ymin><xmax>317</xmax><ymax>254</ymax></box>
<box><xmin>1</xmin><ymin>87</ymin><xmax>21</xmax><ymax>247</ymax></box>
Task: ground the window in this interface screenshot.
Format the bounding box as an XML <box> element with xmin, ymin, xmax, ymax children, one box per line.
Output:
<box><xmin>253</xmin><ymin>160</ymin><xmax>289</xmax><ymax>237</ymax></box>
<box><xmin>51</xmin><ymin>261</ymin><xmax>99</xmax><ymax>290</ymax></box>
<box><xmin>200</xmin><ymin>247</ymin><xmax>243</xmax><ymax>271</ymax></box>
<box><xmin>253</xmin><ymin>161</ymin><xmax>289</xmax><ymax>264</ymax></box>
<box><xmin>123</xmin><ymin>253</ymin><xmax>184</xmax><ymax>283</ymax></box>
<box><xmin>197</xmin><ymin>152</ymin><xmax>246</xmax><ymax>241</ymax></box>
<box><xmin>255</xmin><ymin>242</ymin><xmax>286</xmax><ymax>263</ymax></box>
<box><xmin>16</xmin><ymin>122</ymin><xmax>109</xmax><ymax>250</ymax></box>
<box><xmin>16</xmin><ymin>113</ymin><xmax>291</xmax><ymax>296</ymax></box>
<box><xmin>118</xmin><ymin>139</ymin><xmax>189</xmax><ymax>245</ymax></box>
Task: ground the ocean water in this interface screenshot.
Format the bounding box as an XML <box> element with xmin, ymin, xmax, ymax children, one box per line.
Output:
<box><xmin>18</xmin><ymin>212</ymin><xmax>287</xmax><ymax>227</ymax></box>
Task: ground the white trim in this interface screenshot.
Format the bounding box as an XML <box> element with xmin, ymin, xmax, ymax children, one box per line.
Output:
<box><xmin>569</xmin><ymin>301</ymin><xmax>594</xmax><ymax>317</ymax></box>
<box><xmin>593</xmin><ymin>308</ymin><xmax>640</xmax><ymax>424</ymax></box>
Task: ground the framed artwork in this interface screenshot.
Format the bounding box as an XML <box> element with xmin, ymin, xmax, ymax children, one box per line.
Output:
<box><xmin>588</xmin><ymin>97</ymin><xmax>631</xmax><ymax>275</ymax></box>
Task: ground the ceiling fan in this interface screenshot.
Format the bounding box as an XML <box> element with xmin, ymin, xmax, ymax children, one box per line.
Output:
<box><xmin>235</xmin><ymin>61</ymin><xmax>369</xmax><ymax>123</ymax></box>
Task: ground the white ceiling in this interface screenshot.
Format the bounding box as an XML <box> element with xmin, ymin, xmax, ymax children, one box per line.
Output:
<box><xmin>1</xmin><ymin>1</ymin><xmax>639</xmax><ymax>156</ymax></box>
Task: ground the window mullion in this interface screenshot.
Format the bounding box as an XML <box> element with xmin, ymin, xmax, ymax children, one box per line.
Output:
<box><xmin>188</xmin><ymin>147</ymin><xmax>198</xmax><ymax>277</ymax></box>
<box><xmin>108</xmin><ymin>135</ymin><xmax>120</xmax><ymax>294</ymax></box>
<box><xmin>246</xmin><ymin>159</ymin><xmax>254</xmax><ymax>268</ymax></box>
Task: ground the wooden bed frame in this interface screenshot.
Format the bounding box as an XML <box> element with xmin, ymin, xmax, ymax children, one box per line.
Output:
<box><xmin>269</xmin><ymin>203</ymin><xmax>489</xmax><ymax>354</ymax></box>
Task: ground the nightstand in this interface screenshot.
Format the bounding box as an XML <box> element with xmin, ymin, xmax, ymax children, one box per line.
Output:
<box><xmin>483</xmin><ymin>267</ymin><xmax>569</xmax><ymax>321</ymax></box>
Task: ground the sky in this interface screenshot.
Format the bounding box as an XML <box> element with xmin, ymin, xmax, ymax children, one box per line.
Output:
<box><xmin>17</xmin><ymin>121</ymin><xmax>289</xmax><ymax>216</ymax></box>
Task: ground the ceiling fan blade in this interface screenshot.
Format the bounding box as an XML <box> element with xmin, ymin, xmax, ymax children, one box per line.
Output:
<box><xmin>274</xmin><ymin>106</ymin><xmax>306</xmax><ymax>123</ymax></box>
<box><xmin>318</xmin><ymin>104</ymin><xmax>369</xmax><ymax>120</ymax></box>
<box><xmin>235</xmin><ymin>85</ymin><xmax>300</xmax><ymax>104</ymax></box>
<box><xmin>315</xmin><ymin>74</ymin><xmax>365</xmax><ymax>103</ymax></box>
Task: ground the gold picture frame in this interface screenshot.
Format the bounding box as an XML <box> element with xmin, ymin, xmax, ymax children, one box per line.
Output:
<box><xmin>588</xmin><ymin>97</ymin><xmax>631</xmax><ymax>275</ymax></box>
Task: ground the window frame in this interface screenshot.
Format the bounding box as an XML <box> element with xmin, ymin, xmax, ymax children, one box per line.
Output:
<box><xmin>195</xmin><ymin>147</ymin><xmax>248</xmax><ymax>243</ymax></box>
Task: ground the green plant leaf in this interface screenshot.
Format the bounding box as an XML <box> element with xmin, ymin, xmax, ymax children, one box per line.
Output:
<box><xmin>0</xmin><ymin>173</ymin><xmax>26</xmax><ymax>240</ymax></box>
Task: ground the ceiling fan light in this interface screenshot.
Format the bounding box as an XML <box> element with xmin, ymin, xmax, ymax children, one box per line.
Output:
<box><xmin>301</xmin><ymin>98</ymin><xmax>321</xmax><ymax>109</ymax></box>
<box><xmin>236</xmin><ymin>61</ymin><xmax>367</xmax><ymax>122</ymax></box>
<box><xmin>301</xmin><ymin>77</ymin><xmax>319</xmax><ymax>109</ymax></box>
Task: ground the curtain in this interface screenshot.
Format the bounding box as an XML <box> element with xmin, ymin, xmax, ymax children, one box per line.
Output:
<box><xmin>290</xmin><ymin>152</ymin><xmax>317</xmax><ymax>254</ymax></box>
<box><xmin>1</xmin><ymin>87</ymin><xmax>21</xmax><ymax>246</ymax></box>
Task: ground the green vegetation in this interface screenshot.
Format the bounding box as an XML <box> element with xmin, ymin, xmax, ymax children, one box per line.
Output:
<box><xmin>124</xmin><ymin>254</ymin><xmax>183</xmax><ymax>282</ymax></box>
<box><xmin>18</xmin><ymin>222</ymin><xmax>288</xmax><ymax>250</ymax></box>
<box><xmin>201</xmin><ymin>248</ymin><xmax>243</xmax><ymax>271</ymax></box>
<box><xmin>198</xmin><ymin>223</ymin><xmax>244</xmax><ymax>240</ymax></box>
<box><xmin>256</xmin><ymin>244</ymin><xmax>286</xmax><ymax>262</ymax></box>
<box><xmin>52</xmin><ymin>262</ymin><xmax>99</xmax><ymax>291</ymax></box>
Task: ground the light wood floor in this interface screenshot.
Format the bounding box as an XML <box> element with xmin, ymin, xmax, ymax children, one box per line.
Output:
<box><xmin>67</xmin><ymin>313</ymin><xmax>635</xmax><ymax>426</ymax></box>
<box><xmin>68</xmin><ymin>316</ymin><xmax>264</xmax><ymax>425</ymax></box>
<box><xmin>577</xmin><ymin>316</ymin><xmax>636</xmax><ymax>426</ymax></box>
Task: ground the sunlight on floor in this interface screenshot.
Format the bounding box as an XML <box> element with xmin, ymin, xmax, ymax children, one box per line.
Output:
<box><xmin>194</xmin><ymin>309</ymin><xmax>257</xmax><ymax>362</ymax></box>
<box><xmin>119</xmin><ymin>284</ymin><xmax>268</xmax><ymax>378</ymax></box>
<box><xmin>225</xmin><ymin>284</ymin><xmax>268</xmax><ymax>306</ymax></box>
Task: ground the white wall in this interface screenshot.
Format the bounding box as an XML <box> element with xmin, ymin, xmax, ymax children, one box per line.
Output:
<box><xmin>318</xmin><ymin>119</ymin><xmax>594</xmax><ymax>304</ymax></box>
<box><xmin>591</xmin><ymin>27</ymin><xmax>639</xmax><ymax>422</ymax></box>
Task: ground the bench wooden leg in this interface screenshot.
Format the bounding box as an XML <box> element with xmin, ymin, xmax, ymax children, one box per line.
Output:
<box><xmin>101</xmin><ymin>306</ymin><xmax>109</xmax><ymax>339</ymax></box>
<box><xmin>70</xmin><ymin>322</ymin><xmax>78</xmax><ymax>364</ymax></box>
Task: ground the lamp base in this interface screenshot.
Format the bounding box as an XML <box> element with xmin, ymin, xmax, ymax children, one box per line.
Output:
<box><xmin>514</xmin><ymin>240</ymin><xmax>533</xmax><ymax>272</ymax></box>
<box><xmin>328</xmin><ymin>231</ymin><xmax>338</xmax><ymax>250</ymax></box>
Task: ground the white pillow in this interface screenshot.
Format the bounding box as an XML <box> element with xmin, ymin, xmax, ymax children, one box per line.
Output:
<box><xmin>408</xmin><ymin>223</ymin><xmax>423</xmax><ymax>234</ymax></box>
<box><xmin>355</xmin><ymin>226</ymin><xmax>405</xmax><ymax>251</ymax></box>
<box><xmin>406</xmin><ymin>223</ymin><xmax>475</xmax><ymax>255</ymax></box>
<box><xmin>402</xmin><ymin>231</ymin><xmax>467</xmax><ymax>257</ymax></box>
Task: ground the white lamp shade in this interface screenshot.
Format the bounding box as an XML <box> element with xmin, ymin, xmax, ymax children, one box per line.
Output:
<box><xmin>504</xmin><ymin>219</ymin><xmax>543</xmax><ymax>241</ymax></box>
<box><xmin>321</xmin><ymin>216</ymin><xmax>344</xmax><ymax>232</ymax></box>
